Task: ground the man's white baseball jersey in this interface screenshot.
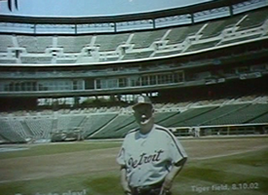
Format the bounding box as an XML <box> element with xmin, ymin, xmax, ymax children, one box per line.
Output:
<box><xmin>117</xmin><ymin>124</ymin><xmax>187</xmax><ymax>188</ymax></box>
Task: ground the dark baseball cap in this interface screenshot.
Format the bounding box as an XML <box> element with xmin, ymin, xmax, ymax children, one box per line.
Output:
<box><xmin>132</xmin><ymin>95</ymin><xmax>153</xmax><ymax>109</ymax></box>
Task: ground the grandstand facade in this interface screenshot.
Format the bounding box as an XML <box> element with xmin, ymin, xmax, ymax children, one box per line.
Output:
<box><xmin>0</xmin><ymin>0</ymin><xmax>268</xmax><ymax>143</ymax></box>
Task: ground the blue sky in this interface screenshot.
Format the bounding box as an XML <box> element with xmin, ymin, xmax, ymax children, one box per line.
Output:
<box><xmin>0</xmin><ymin>0</ymin><xmax>211</xmax><ymax>17</ymax></box>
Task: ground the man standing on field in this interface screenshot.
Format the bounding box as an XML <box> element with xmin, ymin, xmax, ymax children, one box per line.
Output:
<box><xmin>117</xmin><ymin>95</ymin><xmax>187</xmax><ymax>195</ymax></box>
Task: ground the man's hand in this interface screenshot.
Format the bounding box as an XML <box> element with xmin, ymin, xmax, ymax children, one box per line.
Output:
<box><xmin>162</xmin><ymin>174</ymin><xmax>174</xmax><ymax>190</ymax></box>
<box><xmin>120</xmin><ymin>167</ymin><xmax>131</xmax><ymax>194</ymax></box>
<box><xmin>160</xmin><ymin>174</ymin><xmax>174</xmax><ymax>195</ymax></box>
<box><xmin>159</xmin><ymin>188</ymin><xmax>171</xmax><ymax>195</ymax></box>
<box><xmin>121</xmin><ymin>179</ymin><xmax>131</xmax><ymax>195</ymax></box>
<box><xmin>161</xmin><ymin>163</ymin><xmax>185</xmax><ymax>193</ymax></box>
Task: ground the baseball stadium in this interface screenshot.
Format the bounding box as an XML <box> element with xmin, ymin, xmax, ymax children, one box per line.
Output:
<box><xmin>0</xmin><ymin>0</ymin><xmax>268</xmax><ymax>194</ymax></box>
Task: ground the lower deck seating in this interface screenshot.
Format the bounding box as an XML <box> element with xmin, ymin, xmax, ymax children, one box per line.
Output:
<box><xmin>0</xmin><ymin>100</ymin><xmax>267</xmax><ymax>142</ymax></box>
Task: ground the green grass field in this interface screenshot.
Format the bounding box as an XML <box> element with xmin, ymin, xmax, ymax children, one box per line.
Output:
<box><xmin>0</xmin><ymin>137</ymin><xmax>267</xmax><ymax>195</ymax></box>
<box><xmin>178</xmin><ymin>148</ymin><xmax>268</xmax><ymax>195</ymax></box>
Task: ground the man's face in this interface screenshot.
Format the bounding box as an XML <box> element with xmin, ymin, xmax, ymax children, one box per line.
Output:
<box><xmin>133</xmin><ymin>104</ymin><xmax>154</xmax><ymax>126</ymax></box>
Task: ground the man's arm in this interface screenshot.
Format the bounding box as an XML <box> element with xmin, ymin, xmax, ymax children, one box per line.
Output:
<box><xmin>162</xmin><ymin>158</ymin><xmax>187</xmax><ymax>191</ymax></box>
<box><xmin>120</xmin><ymin>166</ymin><xmax>131</xmax><ymax>195</ymax></box>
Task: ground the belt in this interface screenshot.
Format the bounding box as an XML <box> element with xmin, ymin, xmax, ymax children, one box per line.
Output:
<box><xmin>131</xmin><ymin>182</ymin><xmax>163</xmax><ymax>195</ymax></box>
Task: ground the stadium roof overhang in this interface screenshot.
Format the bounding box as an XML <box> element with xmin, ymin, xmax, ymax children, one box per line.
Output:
<box><xmin>0</xmin><ymin>0</ymin><xmax>246</xmax><ymax>24</ymax></box>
